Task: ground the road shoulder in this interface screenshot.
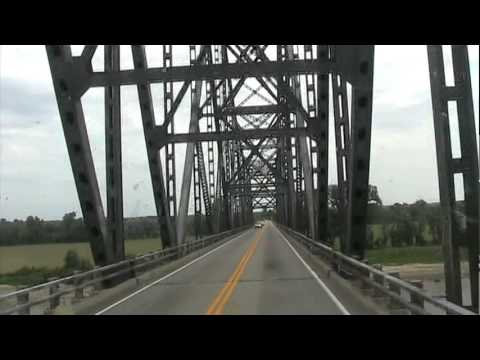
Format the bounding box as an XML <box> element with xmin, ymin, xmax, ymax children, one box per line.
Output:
<box><xmin>274</xmin><ymin>224</ymin><xmax>389</xmax><ymax>315</ymax></box>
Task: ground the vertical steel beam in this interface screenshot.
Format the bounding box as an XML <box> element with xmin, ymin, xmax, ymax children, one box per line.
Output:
<box><xmin>45</xmin><ymin>45</ymin><xmax>112</xmax><ymax>265</ymax></box>
<box><xmin>196</xmin><ymin>141</ymin><xmax>213</xmax><ymax>230</ymax></box>
<box><xmin>331</xmin><ymin>69</ymin><xmax>351</xmax><ymax>252</ymax></box>
<box><xmin>223</xmin><ymin>135</ymin><xmax>232</xmax><ymax>230</ymax></box>
<box><xmin>105</xmin><ymin>45</ymin><xmax>125</xmax><ymax>262</ymax></box>
<box><xmin>427</xmin><ymin>45</ymin><xmax>479</xmax><ymax>311</ymax></box>
<box><xmin>192</xmin><ymin>49</ymin><xmax>214</xmax><ymax>234</ymax></box>
<box><xmin>220</xmin><ymin>46</ymin><xmax>232</xmax><ymax>231</ymax></box>
<box><xmin>315</xmin><ymin>45</ymin><xmax>330</xmax><ymax>244</ymax></box>
<box><xmin>131</xmin><ymin>45</ymin><xmax>176</xmax><ymax>248</ymax></box>
<box><xmin>193</xmin><ymin>145</ymin><xmax>202</xmax><ymax>239</ymax></box>
<box><xmin>176</xmin><ymin>46</ymin><xmax>205</xmax><ymax>245</ymax></box>
<box><xmin>163</xmin><ymin>46</ymin><xmax>178</xmax><ymax>225</ymax></box>
<box><xmin>286</xmin><ymin>45</ymin><xmax>316</xmax><ymax>240</ymax></box>
<box><xmin>304</xmin><ymin>45</ymin><xmax>319</xmax><ymax>235</ymax></box>
<box><xmin>274</xmin><ymin>142</ymin><xmax>285</xmax><ymax>225</ymax></box>
<box><xmin>427</xmin><ymin>45</ymin><xmax>462</xmax><ymax>306</ymax></box>
<box><xmin>345</xmin><ymin>45</ymin><xmax>375</xmax><ymax>259</ymax></box>
<box><xmin>230</xmin><ymin>140</ymin><xmax>240</xmax><ymax>226</ymax></box>
<box><xmin>278</xmin><ymin>46</ymin><xmax>296</xmax><ymax>229</ymax></box>
<box><xmin>451</xmin><ymin>45</ymin><xmax>479</xmax><ymax>312</ymax></box>
<box><xmin>206</xmin><ymin>82</ymin><xmax>216</xmax><ymax>211</ymax></box>
<box><xmin>210</xmin><ymin>46</ymin><xmax>227</xmax><ymax>233</ymax></box>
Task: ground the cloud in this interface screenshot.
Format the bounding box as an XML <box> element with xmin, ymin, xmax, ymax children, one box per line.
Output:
<box><xmin>373</xmin><ymin>100</ymin><xmax>433</xmax><ymax>132</ymax></box>
<box><xmin>0</xmin><ymin>77</ymin><xmax>58</xmax><ymax>130</ymax></box>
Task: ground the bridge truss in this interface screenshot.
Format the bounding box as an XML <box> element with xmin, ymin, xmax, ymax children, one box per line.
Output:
<box><xmin>45</xmin><ymin>45</ymin><xmax>478</xmax><ymax>313</ymax></box>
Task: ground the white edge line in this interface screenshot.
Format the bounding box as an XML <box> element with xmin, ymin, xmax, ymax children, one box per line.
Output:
<box><xmin>95</xmin><ymin>230</ymin><xmax>251</xmax><ymax>315</ymax></box>
<box><xmin>273</xmin><ymin>224</ymin><xmax>351</xmax><ymax>315</ymax></box>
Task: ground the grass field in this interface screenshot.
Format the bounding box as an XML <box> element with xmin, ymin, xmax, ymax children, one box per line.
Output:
<box><xmin>366</xmin><ymin>246</ymin><xmax>443</xmax><ymax>266</ymax></box>
<box><xmin>366</xmin><ymin>245</ymin><xmax>468</xmax><ymax>266</ymax></box>
<box><xmin>0</xmin><ymin>239</ymin><xmax>162</xmax><ymax>274</ymax></box>
<box><xmin>0</xmin><ymin>235</ymin><xmax>466</xmax><ymax>275</ymax></box>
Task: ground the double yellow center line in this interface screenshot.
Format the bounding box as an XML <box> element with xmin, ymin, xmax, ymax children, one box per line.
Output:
<box><xmin>206</xmin><ymin>227</ymin><xmax>264</xmax><ymax>315</ymax></box>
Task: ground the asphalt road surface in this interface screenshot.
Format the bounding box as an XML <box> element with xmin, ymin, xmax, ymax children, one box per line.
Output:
<box><xmin>97</xmin><ymin>221</ymin><xmax>349</xmax><ymax>315</ymax></box>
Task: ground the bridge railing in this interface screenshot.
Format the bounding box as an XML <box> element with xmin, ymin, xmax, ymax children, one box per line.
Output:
<box><xmin>0</xmin><ymin>226</ymin><xmax>250</xmax><ymax>315</ymax></box>
<box><xmin>277</xmin><ymin>224</ymin><xmax>476</xmax><ymax>316</ymax></box>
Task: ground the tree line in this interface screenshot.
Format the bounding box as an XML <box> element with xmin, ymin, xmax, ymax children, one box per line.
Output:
<box><xmin>1</xmin><ymin>186</ymin><xmax>463</xmax><ymax>249</ymax></box>
<box><xmin>327</xmin><ymin>185</ymin><xmax>465</xmax><ymax>249</ymax></box>
<box><xmin>0</xmin><ymin>211</ymin><xmax>215</xmax><ymax>247</ymax></box>
<box><xmin>0</xmin><ymin>212</ymin><xmax>162</xmax><ymax>246</ymax></box>
<box><xmin>275</xmin><ymin>184</ymin><xmax>456</xmax><ymax>249</ymax></box>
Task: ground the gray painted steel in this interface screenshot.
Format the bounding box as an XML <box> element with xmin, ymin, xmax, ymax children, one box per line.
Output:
<box><xmin>45</xmin><ymin>45</ymin><xmax>477</xmax><ymax>313</ymax></box>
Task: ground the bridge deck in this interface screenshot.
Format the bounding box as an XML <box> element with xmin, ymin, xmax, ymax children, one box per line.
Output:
<box><xmin>97</xmin><ymin>222</ymin><xmax>353</xmax><ymax>315</ymax></box>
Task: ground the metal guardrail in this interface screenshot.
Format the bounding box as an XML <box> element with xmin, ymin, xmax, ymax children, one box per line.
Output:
<box><xmin>277</xmin><ymin>224</ymin><xmax>476</xmax><ymax>316</ymax></box>
<box><xmin>0</xmin><ymin>226</ymin><xmax>250</xmax><ymax>315</ymax></box>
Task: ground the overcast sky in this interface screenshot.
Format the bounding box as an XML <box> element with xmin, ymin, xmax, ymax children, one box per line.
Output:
<box><xmin>0</xmin><ymin>45</ymin><xmax>478</xmax><ymax>221</ymax></box>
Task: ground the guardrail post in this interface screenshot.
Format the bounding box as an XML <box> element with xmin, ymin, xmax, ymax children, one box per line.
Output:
<box><xmin>387</xmin><ymin>272</ymin><xmax>403</xmax><ymax>309</ymax></box>
<box><xmin>311</xmin><ymin>242</ymin><xmax>322</xmax><ymax>256</ymax></box>
<box><xmin>48</xmin><ymin>277</ymin><xmax>60</xmax><ymax>311</ymax></box>
<box><xmin>409</xmin><ymin>280</ymin><xmax>425</xmax><ymax>310</ymax></box>
<box><xmin>331</xmin><ymin>252</ymin><xmax>339</xmax><ymax>273</ymax></box>
<box><xmin>144</xmin><ymin>254</ymin><xmax>153</xmax><ymax>271</ymax></box>
<box><xmin>335</xmin><ymin>253</ymin><xmax>348</xmax><ymax>277</ymax></box>
<box><xmin>92</xmin><ymin>266</ymin><xmax>103</xmax><ymax>291</ymax></box>
<box><xmin>359</xmin><ymin>259</ymin><xmax>371</xmax><ymax>290</ymax></box>
<box><xmin>372</xmin><ymin>264</ymin><xmax>385</xmax><ymax>297</ymax></box>
<box><xmin>73</xmin><ymin>271</ymin><xmax>85</xmax><ymax>300</ymax></box>
<box><xmin>16</xmin><ymin>289</ymin><xmax>30</xmax><ymax>315</ymax></box>
<box><xmin>129</xmin><ymin>259</ymin><xmax>140</xmax><ymax>285</ymax></box>
<box><xmin>157</xmin><ymin>252</ymin><xmax>166</xmax><ymax>266</ymax></box>
<box><xmin>342</xmin><ymin>255</ymin><xmax>362</xmax><ymax>282</ymax></box>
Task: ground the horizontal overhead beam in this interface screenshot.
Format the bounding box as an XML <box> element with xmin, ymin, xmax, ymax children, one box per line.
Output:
<box><xmin>221</xmin><ymin>105</ymin><xmax>286</xmax><ymax>116</ymax></box>
<box><xmin>89</xmin><ymin>60</ymin><xmax>325</xmax><ymax>87</ymax></box>
<box><xmin>227</xmin><ymin>183</ymin><xmax>279</xmax><ymax>189</ymax></box>
<box><xmin>202</xmin><ymin>105</ymin><xmax>286</xmax><ymax>118</ymax></box>
<box><xmin>236</xmin><ymin>191</ymin><xmax>280</xmax><ymax>197</ymax></box>
<box><xmin>151</xmin><ymin>127</ymin><xmax>308</xmax><ymax>147</ymax></box>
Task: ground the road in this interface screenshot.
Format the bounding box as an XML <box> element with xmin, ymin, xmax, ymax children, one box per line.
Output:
<box><xmin>97</xmin><ymin>221</ymin><xmax>349</xmax><ymax>315</ymax></box>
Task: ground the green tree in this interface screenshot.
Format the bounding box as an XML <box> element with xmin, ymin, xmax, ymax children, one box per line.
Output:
<box><xmin>368</xmin><ymin>185</ymin><xmax>383</xmax><ymax>206</ymax></box>
<box><xmin>389</xmin><ymin>203</ymin><xmax>417</xmax><ymax>246</ymax></box>
<box><xmin>24</xmin><ymin>216</ymin><xmax>46</xmax><ymax>243</ymax></box>
<box><xmin>381</xmin><ymin>223</ymin><xmax>390</xmax><ymax>247</ymax></box>
<box><xmin>62</xmin><ymin>212</ymin><xmax>76</xmax><ymax>231</ymax></box>
<box><xmin>329</xmin><ymin>184</ymin><xmax>383</xmax><ymax>210</ymax></box>
<box><xmin>425</xmin><ymin>205</ymin><xmax>442</xmax><ymax>245</ymax></box>
<box><xmin>328</xmin><ymin>185</ymin><xmax>344</xmax><ymax>211</ymax></box>
<box><xmin>64</xmin><ymin>250</ymin><xmax>81</xmax><ymax>270</ymax></box>
<box><xmin>409</xmin><ymin>200</ymin><xmax>429</xmax><ymax>246</ymax></box>
<box><xmin>366</xmin><ymin>226</ymin><xmax>375</xmax><ymax>249</ymax></box>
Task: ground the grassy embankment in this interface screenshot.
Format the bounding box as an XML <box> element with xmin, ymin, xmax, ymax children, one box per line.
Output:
<box><xmin>0</xmin><ymin>238</ymin><xmax>161</xmax><ymax>287</ymax></box>
<box><xmin>335</xmin><ymin>225</ymin><xmax>466</xmax><ymax>266</ymax></box>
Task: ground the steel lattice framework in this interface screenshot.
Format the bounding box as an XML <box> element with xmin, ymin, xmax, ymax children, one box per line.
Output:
<box><xmin>45</xmin><ymin>45</ymin><xmax>478</xmax><ymax>313</ymax></box>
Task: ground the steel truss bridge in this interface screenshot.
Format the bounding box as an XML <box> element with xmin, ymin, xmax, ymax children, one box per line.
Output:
<box><xmin>41</xmin><ymin>45</ymin><xmax>478</xmax><ymax>314</ymax></box>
